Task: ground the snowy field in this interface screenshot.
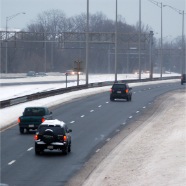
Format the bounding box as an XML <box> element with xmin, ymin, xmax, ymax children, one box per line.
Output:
<box><xmin>0</xmin><ymin>73</ymin><xmax>180</xmax><ymax>101</ymax></box>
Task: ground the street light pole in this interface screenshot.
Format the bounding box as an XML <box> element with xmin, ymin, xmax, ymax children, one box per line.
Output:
<box><xmin>5</xmin><ymin>12</ymin><xmax>26</xmax><ymax>73</ymax></box>
<box><xmin>138</xmin><ymin>0</ymin><xmax>141</xmax><ymax>80</ymax></box>
<box><xmin>85</xmin><ymin>0</ymin><xmax>89</xmax><ymax>85</ymax></box>
<box><xmin>147</xmin><ymin>0</ymin><xmax>163</xmax><ymax>78</ymax></box>
<box><xmin>163</xmin><ymin>5</ymin><xmax>185</xmax><ymax>74</ymax></box>
<box><xmin>115</xmin><ymin>0</ymin><xmax>118</xmax><ymax>82</ymax></box>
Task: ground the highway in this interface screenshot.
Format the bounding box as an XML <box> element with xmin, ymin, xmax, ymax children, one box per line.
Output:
<box><xmin>0</xmin><ymin>80</ymin><xmax>184</xmax><ymax>186</ymax></box>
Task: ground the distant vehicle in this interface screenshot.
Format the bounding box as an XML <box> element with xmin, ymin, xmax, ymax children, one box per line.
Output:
<box><xmin>27</xmin><ymin>71</ymin><xmax>36</xmax><ymax>77</ymax></box>
<box><xmin>110</xmin><ymin>83</ymin><xmax>132</xmax><ymax>101</ymax></box>
<box><xmin>37</xmin><ymin>72</ymin><xmax>47</xmax><ymax>76</ymax></box>
<box><xmin>18</xmin><ymin>107</ymin><xmax>53</xmax><ymax>134</ymax></box>
<box><xmin>181</xmin><ymin>74</ymin><xmax>186</xmax><ymax>85</ymax></box>
<box><xmin>65</xmin><ymin>69</ymin><xmax>83</xmax><ymax>75</ymax></box>
<box><xmin>34</xmin><ymin>119</ymin><xmax>72</xmax><ymax>155</ymax></box>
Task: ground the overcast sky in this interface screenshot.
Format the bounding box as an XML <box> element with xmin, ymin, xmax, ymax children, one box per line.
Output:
<box><xmin>0</xmin><ymin>0</ymin><xmax>185</xmax><ymax>40</ymax></box>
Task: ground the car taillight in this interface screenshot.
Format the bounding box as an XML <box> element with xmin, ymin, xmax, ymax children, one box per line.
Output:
<box><xmin>126</xmin><ymin>89</ymin><xmax>129</xmax><ymax>93</ymax></box>
<box><xmin>110</xmin><ymin>88</ymin><xmax>113</xmax><ymax>93</ymax></box>
<box><xmin>18</xmin><ymin>117</ymin><xmax>21</xmax><ymax>123</ymax></box>
<box><xmin>41</xmin><ymin>118</ymin><xmax>45</xmax><ymax>123</ymax></box>
<box><xmin>63</xmin><ymin>135</ymin><xmax>67</xmax><ymax>141</ymax></box>
<box><xmin>34</xmin><ymin>134</ymin><xmax>39</xmax><ymax>140</ymax></box>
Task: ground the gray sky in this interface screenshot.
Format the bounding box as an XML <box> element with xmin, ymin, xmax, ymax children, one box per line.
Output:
<box><xmin>0</xmin><ymin>0</ymin><xmax>185</xmax><ymax>40</ymax></box>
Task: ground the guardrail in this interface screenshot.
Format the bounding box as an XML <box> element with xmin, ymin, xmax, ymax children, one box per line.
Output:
<box><xmin>0</xmin><ymin>76</ymin><xmax>180</xmax><ymax>109</ymax></box>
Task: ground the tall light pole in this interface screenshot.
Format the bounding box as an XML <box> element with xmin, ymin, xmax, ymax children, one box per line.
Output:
<box><xmin>163</xmin><ymin>5</ymin><xmax>185</xmax><ymax>74</ymax></box>
<box><xmin>5</xmin><ymin>12</ymin><xmax>26</xmax><ymax>73</ymax></box>
<box><xmin>138</xmin><ymin>0</ymin><xmax>141</xmax><ymax>79</ymax></box>
<box><xmin>85</xmin><ymin>0</ymin><xmax>89</xmax><ymax>85</ymax></box>
<box><xmin>147</xmin><ymin>0</ymin><xmax>163</xmax><ymax>78</ymax></box>
<box><xmin>115</xmin><ymin>0</ymin><xmax>118</xmax><ymax>82</ymax></box>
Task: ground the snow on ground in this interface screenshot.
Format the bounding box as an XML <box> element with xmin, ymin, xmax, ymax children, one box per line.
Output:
<box><xmin>0</xmin><ymin>73</ymin><xmax>180</xmax><ymax>101</ymax></box>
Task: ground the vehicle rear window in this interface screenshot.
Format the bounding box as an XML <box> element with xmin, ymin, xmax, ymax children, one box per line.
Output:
<box><xmin>38</xmin><ymin>126</ymin><xmax>65</xmax><ymax>135</ymax></box>
<box><xmin>112</xmin><ymin>84</ymin><xmax>126</xmax><ymax>89</ymax></box>
<box><xmin>23</xmin><ymin>108</ymin><xmax>45</xmax><ymax>116</ymax></box>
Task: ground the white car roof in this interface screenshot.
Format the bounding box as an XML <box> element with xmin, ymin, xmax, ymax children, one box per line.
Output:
<box><xmin>41</xmin><ymin>119</ymin><xmax>65</xmax><ymax>127</ymax></box>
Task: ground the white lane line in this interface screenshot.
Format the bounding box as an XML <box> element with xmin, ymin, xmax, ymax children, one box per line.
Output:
<box><xmin>81</xmin><ymin>115</ymin><xmax>85</xmax><ymax>118</ymax></box>
<box><xmin>70</xmin><ymin>121</ymin><xmax>75</xmax><ymax>124</ymax></box>
<box><xmin>122</xmin><ymin>122</ymin><xmax>126</xmax><ymax>125</ymax></box>
<box><xmin>98</xmin><ymin>105</ymin><xmax>102</xmax><ymax>108</ymax></box>
<box><xmin>136</xmin><ymin>111</ymin><xmax>140</xmax><ymax>113</ymax></box>
<box><xmin>133</xmin><ymin>92</ymin><xmax>136</xmax><ymax>94</ymax></box>
<box><xmin>143</xmin><ymin>106</ymin><xmax>146</xmax><ymax>109</ymax></box>
<box><xmin>129</xmin><ymin>116</ymin><xmax>133</xmax><ymax>119</ymax></box>
<box><xmin>27</xmin><ymin>147</ymin><xmax>33</xmax><ymax>151</ymax></box>
<box><xmin>116</xmin><ymin>129</ymin><xmax>120</xmax><ymax>133</ymax></box>
<box><xmin>106</xmin><ymin>138</ymin><xmax>111</xmax><ymax>142</ymax></box>
<box><xmin>90</xmin><ymin>110</ymin><xmax>94</xmax><ymax>112</ymax></box>
<box><xmin>96</xmin><ymin>149</ymin><xmax>100</xmax><ymax>153</ymax></box>
<box><xmin>106</xmin><ymin>102</ymin><xmax>109</xmax><ymax>103</ymax></box>
<box><xmin>8</xmin><ymin>160</ymin><xmax>16</xmax><ymax>165</ymax></box>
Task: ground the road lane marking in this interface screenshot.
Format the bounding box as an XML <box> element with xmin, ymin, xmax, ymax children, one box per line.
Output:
<box><xmin>143</xmin><ymin>106</ymin><xmax>146</xmax><ymax>109</ymax></box>
<box><xmin>106</xmin><ymin>138</ymin><xmax>111</xmax><ymax>142</ymax></box>
<box><xmin>122</xmin><ymin>122</ymin><xmax>126</xmax><ymax>125</ymax></box>
<box><xmin>129</xmin><ymin>116</ymin><xmax>133</xmax><ymax>119</ymax></box>
<box><xmin>81</xmin><ymin>115</ymin><xmax>85</xmax><ymax>118</ymax></box>
<box><xmin>98</xmin><ymin>105</ymin><xmax>102</xmax><ymax>108</ymax></box>
<box><xmin>27</xmin><ymin>147</ymin><xmax>33</xmax><ymax>151</ymax></box>
<box><xmin>8</xmin><ymin>160</ymin><xmax>16</xmax><ymax>165</ymax></box>
<box><xmin>70</xmin><ymin>121</ymin><xmax>75</xmax><ymax>124</ymax></box>
<box><xmin>96</xmin><ymin>149</ymin><xmax>100</xmax><ymax>153</ymax></box>
<box><xmin>116</xmin><ymin>129</ymin><xmax>120</xmax><ymax>132</ymax></box>
<box><xmin>106</xmin><ymin>102</ymin><xmax>109</xmax><ymax>103</ymax></box>
<box><xmin>90</xmin><ymin>110</ymin><xmax>94</xmax><ymax>112</ymax></box>
<box><xmin>136</xmin><ymin>111</ymin><xmax>140</xmax><ymax>113</ymax></box>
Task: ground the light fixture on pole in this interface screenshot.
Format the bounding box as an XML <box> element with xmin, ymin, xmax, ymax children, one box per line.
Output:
<box><xmin>163</xmin><ymin>5</ymin><xmax>185</xmax><ymax>74</ymax></box>
<box><xmin>5</xmin><ymin>12</ymin><xmax>26</xmax><ymax>73</ymax></box>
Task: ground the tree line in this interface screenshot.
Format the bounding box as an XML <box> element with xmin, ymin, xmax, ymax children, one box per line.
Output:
<box><xmin>1</xmin><ymin>9</ymin><xmax>183</xmax><ymax>74</ymax></box>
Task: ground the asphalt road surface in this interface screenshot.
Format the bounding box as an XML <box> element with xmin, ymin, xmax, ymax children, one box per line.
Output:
<box><xmin>0</xmin><ymin>81</ymin><xmax>184</xmax><ymax>186</ymax></box>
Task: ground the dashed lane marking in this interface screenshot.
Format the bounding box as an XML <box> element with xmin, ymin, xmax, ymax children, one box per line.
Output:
<box><xmin>27</xmin><ymin>147</ymin><xmax>33</xmax><ymax>151</ymax></box>
<box><xmin>70</xmin><ymin>121</ymin><xmax>75</xmax><ymax>124</ymax></box>
<box><xmin>90</xmin><ymin>110</ymin><xmax>94</xmax><ymax>112</ymax></box>
<box><xmin>129</xmin><ymin>116</ymin><xmax>133</xmax><ymax>119</ymax></box>
<box><xmin>8</xmin><ymin>160</ymin><xmax>16</xmax><ymax>165</ymax></box>
<box><xmin>106</xmin><ymin>138</ymin><xmax>111</xmax><ymax>142</ymax></box>
<box><xmin>143</xmin><ymin>106</ymin><xmax>146</xmax><ymax>109</ymax></box>
<box><xmin>81</xmin><ymin>115</ymin><xmax>85</xmax><ymax>118</ymax></box>
<box><xmin>96</xmin><ymin>149</ymin><xmax>100</xmax><ymax>153</ymax></box>
<box><xmin>98</xmin><ymin>105</ymin><xmax>102</xmax><ymax>108</ymax></box>
<box><xmin>136</xmin><ymin>111</ymin><xmax>140</xmax><ymax>113</ymax></box>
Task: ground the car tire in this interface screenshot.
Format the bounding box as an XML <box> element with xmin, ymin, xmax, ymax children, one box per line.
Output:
<box><xmin>43</xmin><ymin>130</ymin><xmax>55</xmax><ymax>144</ymax></box>
<box><xmin>35</xmin><ymin>143</ymin><xmax>42</xmax><ymax>155</ymax></box>
<box><xmin>68</xmin><ymin>144</ymin><xmax>71</xmax><ymax>152</ymax></box>
<box><xmin>19</xmin><ymin>127</ymin><xmax>24</xmax><ymax>134</ymax></box>
<box><xmin>63</xmin><ymin>145</ymin><xmax>69</xmax><ymax>155</ymax></box>
<box><xmin>110</xmin><ymin>97</ymin><xmax>114</xmax><ymax>101</ymax></box>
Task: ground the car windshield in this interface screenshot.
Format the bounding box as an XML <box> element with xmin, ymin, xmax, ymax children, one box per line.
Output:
<box><xmin>23</xmin><ymin>108</ymin><xmax>45</xmax><ymax>116</ymax></box>
<box><xmin>38</xmin><ymin>126</ymin><xmax>65</xmax><ymax>135</ymax></box>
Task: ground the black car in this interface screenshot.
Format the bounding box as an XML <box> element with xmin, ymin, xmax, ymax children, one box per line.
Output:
<box><xmin>181</xmin><ymin>74</ymin><xmax>186</xmax><ymax>85</ymax></box>
<box><xmin>34</xmin><ymin>119</ymin><xmax>72</xmax><ymax>155</ymax></box>
<box><xmin>110</xmin><ymin>83</ymin><xmax>132</xmax><ymax>101</ymax></box>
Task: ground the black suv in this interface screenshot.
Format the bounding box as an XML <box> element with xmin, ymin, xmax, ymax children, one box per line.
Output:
<box><xmin>181</xmin><ymin>74</ymin><xmax>186</xmax><ymax>85</ymax></box>
<box><xmin>34</xmin><ymin>119</ymin><xmax>72</xmax><ymax>155</ymax></box>
<box><xmin>110</xmin><ymin>83</ymin><xmax>132</xmax><ymax>101</ymax></box>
